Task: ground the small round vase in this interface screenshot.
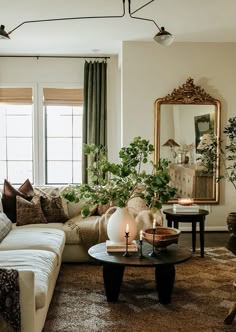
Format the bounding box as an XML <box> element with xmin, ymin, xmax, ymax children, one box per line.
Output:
<box><xmin>227</xmin><ymin>212</ymin><xmax>236</xmax><ymax>236</ymax></box>
<box><xmin>105</xmin><ymin>206</ymin><xmax>137</xmax><ymax>244</ymax></box>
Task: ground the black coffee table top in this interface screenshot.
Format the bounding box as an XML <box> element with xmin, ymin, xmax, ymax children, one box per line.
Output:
<box><xmin>163</xmin><ymin>208</ymin><xmax>209</xmax><ymax>218</ymax></box>
<box><xmin>88</xmin><ymin>242</ymin><xmax>192</xmax><ymax>267</ymax></box>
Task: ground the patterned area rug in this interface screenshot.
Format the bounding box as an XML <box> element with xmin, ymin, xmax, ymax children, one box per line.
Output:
<box><xmin>44</xmin><ymin>247</ymin><xmax>236</xmax><ymax>332</ymax></box>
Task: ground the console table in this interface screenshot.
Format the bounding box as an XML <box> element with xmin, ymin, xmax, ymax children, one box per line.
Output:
<box><xmin>88</xmin><ymin>242</ymin><xmax>192</xmax><ymax>305</ymax></box>
<box><xmin>163</xmin><ymin>209</ymin><xmax>209</xmax><ymax>257</ymax></box>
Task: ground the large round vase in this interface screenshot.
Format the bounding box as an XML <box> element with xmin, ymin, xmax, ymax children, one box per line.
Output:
<box><xmin>106</xmin><ymin>207</ymin><xmax>137</xmax><ymax>244</ymax></box>
<box><xmin>227</xmin><ymin>212</ymin><xmax>236</xmax><ymax>236</ymax></box>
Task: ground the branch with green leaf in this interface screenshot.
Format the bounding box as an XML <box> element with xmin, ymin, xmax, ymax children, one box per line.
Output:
<box><xmin>62</xmin><ymin>136</ymin><xmax>177</xmax><ymax>217</ymax></box>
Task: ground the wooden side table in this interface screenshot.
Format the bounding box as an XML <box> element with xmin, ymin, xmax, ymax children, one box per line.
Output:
<box><xmin>163</xmin><ymin>209</ymin><xmax>209</xmax><ymax>257</ymax></box>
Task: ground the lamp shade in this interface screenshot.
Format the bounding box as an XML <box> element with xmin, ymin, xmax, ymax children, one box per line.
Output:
<box><xmin>154</xmin><ymin>26</ymin><xmax>174</xmax><ymax>46</ymax></box>
<box><xmin>0</xmin><ymin>25</ymin><xmax>10</xmax><ymax>39</ymax></box>
<box><xmin>162</xmin><ymin>139</ymin><xmax>180</xmax><ymax>147</ymax></box>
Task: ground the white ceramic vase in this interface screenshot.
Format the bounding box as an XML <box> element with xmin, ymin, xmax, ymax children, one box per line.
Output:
<box><xmin>106</xmin><ymin>206</ymin><xmax>137</xmax><ymax>244</ymax></box>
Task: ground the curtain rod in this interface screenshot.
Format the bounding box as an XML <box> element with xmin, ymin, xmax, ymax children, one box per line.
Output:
<box><xmin>0</xmin><ymin>55</ymin><xmax>110</xmax><ymax>59</ymax></box>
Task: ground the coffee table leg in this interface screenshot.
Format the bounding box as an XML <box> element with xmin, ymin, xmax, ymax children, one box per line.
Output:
<box><xmin>155</xmin><ymin>264</ymin><xmax>175</xmax><ymax>304</ymax></box>
<box><xmin>103</xmin><ymin>264</ymin><xmax>125</xmax><ymax>302</ymax></box>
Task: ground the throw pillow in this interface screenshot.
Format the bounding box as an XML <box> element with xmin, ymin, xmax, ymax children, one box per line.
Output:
<box><xmin>1</xmin><ymin>179</ymin><xmax>34</xmax><ymax>223</ymax></box>
<box><xmin>35</xmin><ymin>189</ymin><xmax>68</xmax><ymax>223</ymax></box>
<box><xmin>16</xmin><ymin>195</ymin><xmax>48</xmax><ymax>226</ymax></box>
<box><xmin>0</xmin><ymin>212</ymin><xmax>12</xmax><ymax>242</ymax></box>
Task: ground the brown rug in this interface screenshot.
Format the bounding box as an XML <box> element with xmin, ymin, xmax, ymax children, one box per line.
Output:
<box><xmin>44</xmin><ymin>247</ymin><xmax>236</xmax><ymax>332</ymax></box>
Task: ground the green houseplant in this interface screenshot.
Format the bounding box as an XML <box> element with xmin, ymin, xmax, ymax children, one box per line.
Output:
<box><xmin>197</xmin><ymin>117</ymin><xmax>236</xmax><ymax>234</ymax></box>
<box><xmin>63</xmin><ymin>136</ymin><xmax>176</xmax><ymax>218</ymax></box>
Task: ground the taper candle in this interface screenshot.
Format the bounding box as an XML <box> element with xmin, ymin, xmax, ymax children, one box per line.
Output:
<box><xmin>140</xmin><ymin>230</ymin><xmax>143</xmax><ymax>241</ymax></box>
<box><xmin>153</xmin><ymin>219</ymin><xmax>156</xmax><ymax>229</ymax></box>
<box><xmin>125</xmin><ymin>223</ymin><xmax>129</xmax><ymax>233</ymax></box>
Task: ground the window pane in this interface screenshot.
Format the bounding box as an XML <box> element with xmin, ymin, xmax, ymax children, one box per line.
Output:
<box><xmin>7</xmin><ymin>138</ymin><xmax>32</xmax><ymax>160</ymax></box>
<box><xmin>73</xmin><ymin>106</ymin><xmax>83</xmax><ymax>115</ymax></box>
<box><xmin>73</xmin><ymin>161</ymin><xmax>82</xmax><ymax>183</ymax></box>
<box><xmin>6</xmin><ymin>105</ymin><xmax>32</xmax><ymax>115</ymax></box>
<box><xmin>47</xmin><ymin>114</ymin><xmax>72</xmax><ymax>137</ymax></box>
<box><xmin>0</xmin><ymin>111</ymin><xmax>6</xmax><ymax>137</ymax></box>
<box><xmin>0</xmin><ymin>161</ymin><xmax>6</xmax><ymax>183</ymax></box>
<box><xmin>73</xmin><ymin>115</ymin><xmax>82</xmax><ymax>136</ymax></box>
<box><xmin>8</xmin><ymin>161</ymin><xmax>33</xmax><ymax>184</ymax></box>
<box><xmin>73</xmin><ymin>138</ymin><xmax>82</xmax><ymax>160</ymax></box>
<box><xmin>46</xmin><ymin>106</ymin><xmax>72</xmax><ymax>116</ymax></box>
<box><xmin>47</xmin><ymin>161</ymin><xmax>72</xmax><ymax>184</ymax></box>
<box><xmin>7</xmin><ymin>115</ymin><xmax>32</xmax><ymax>137</ymax></box>
<box><xmin>47</xmin><ymin>138</ymin><xmax>72</xmax><ymax>160</ymax></box>
<box><xmin>0</xmin><ymin>138</ymin><xmax>6</xmax><ymax>160</ymax></box>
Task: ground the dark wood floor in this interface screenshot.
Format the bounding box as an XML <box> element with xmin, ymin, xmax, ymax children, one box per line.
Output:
<box><xmin>179</xmin><ymin>231</ymin><xmax>233</xmax><ymax>250</ymax></box>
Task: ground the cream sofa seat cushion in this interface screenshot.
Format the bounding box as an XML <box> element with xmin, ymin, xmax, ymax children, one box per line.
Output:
<box><xmin>0</xmin><ymin>249</ymin><xmax>57</xmax><ymax>309</ymax></box>
<box><xmin>0</xmin><ymin>228</ymin><xmax>65</xmax><ymax>263</ymax></box>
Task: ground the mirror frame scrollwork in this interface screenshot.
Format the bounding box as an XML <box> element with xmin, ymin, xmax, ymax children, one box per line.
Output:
<box><xmin>154</xmin><ymin>78</ymin><xmax>221</xmax><ymax>204</ymax></box>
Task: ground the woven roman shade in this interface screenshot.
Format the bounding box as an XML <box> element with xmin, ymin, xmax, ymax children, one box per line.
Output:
<box><xmin>0</xmin><ymin>88</ymin><xmax>33</xmax><ymax>105</ymax></box>
<box><xmin>43</xmin><ymin>88</ymin><xmax>83</xmax><ymax>106</ymax></box>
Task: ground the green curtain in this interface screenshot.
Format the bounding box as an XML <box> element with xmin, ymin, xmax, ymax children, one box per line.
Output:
<box><xmin>82</xmin><ymin>60</ymin><xmax>107</xmax><ymax>183</ymax></box>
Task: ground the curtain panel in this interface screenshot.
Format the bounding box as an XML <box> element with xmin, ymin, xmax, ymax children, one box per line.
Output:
<box><xmin>82</xmin><ymin>60</ymin><xmax>107</xmax><ymax>183</ymax></box>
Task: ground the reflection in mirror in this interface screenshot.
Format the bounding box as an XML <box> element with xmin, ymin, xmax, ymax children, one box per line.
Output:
<box><xmin>154</xmin><ymin>78</ymin><xmax>221</xmax><ymax>204</ymax></box>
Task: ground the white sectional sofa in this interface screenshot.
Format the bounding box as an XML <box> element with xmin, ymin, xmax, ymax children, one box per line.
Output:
<box><xmin>0</xmin><ymin>183</ymin><xmax>157</xmax><ymax>332</ymax></box>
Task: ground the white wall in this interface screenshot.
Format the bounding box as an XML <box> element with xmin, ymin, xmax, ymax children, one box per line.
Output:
<box><xmin>121</xmin><ymin>41</ymin><xmax>236</xmax><ymax>230</ymax></box>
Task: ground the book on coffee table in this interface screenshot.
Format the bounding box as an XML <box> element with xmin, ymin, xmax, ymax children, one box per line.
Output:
<box><xmin>173</xmin><ymin>204</ymin><xmax>200</xmax><ymax>213</ymax></box>
<box><xmin>106</xmin><ymin>240</ymin><xmax>138</xmax><ymax>252</ymax></box>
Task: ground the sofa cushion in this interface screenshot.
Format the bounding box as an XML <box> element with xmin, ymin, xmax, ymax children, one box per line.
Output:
<box><xmin>0</xmin><ymin>212</ymin><xmax>12</xmax><ymax>242</ymax></box>
<box><xmin>0</xmin><ymin>249</ymin><xmax>57</xmax><ymax>309</ymax></box>
<box><xmin>16</xmin><ymin>195</ymin><xmax>48</xmax><ymax>226</ymax></box>
<box><xmin>2</xmin><ymin>179</ymin><xmax>34</xmax><ymax>223</ymax></box>
<box><xmin>39</xmin><ymin>193</ymin><xmax>68</xmax><ymax>224</ymax></box>
<box><xmin>0</xmin><ymin>228</ymin><xmax>66</xmax><ymax>264</ymax></box>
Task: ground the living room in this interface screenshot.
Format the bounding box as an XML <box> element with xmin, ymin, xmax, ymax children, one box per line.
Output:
<box><xmin>1</xmin><ymin>1</ymin><xmax>236</xmax><ymax>331</ymax></box>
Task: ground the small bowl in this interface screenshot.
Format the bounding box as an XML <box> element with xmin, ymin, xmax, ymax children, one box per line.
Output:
<box><xmin>178</xmin><ymin>198</ymin><xmax>194</xmax><ymax>206</ymax></box>
<box><xmin>143</xmin><ymin>227</ymin><xmax>181</xmax><ymax>250</ymax></box>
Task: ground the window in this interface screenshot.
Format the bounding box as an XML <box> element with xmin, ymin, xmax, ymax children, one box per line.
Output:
<box><xmin>45</xmin><ymin>105</ymin><xmax>83</xmax><ymax>184</ymax></box>
<box><xmin>0</xmin><ymin>88</ymin><xmax>33</xmax><ymax>185</ymax></box>
<box><xmin>0</xmin><ymin>87</ymin><xmax>83</xmax><ymax>185</ymax></box>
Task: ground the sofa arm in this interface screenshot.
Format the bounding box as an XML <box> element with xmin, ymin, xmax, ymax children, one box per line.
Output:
<box><xmin>19</xmin><ymin>270</ymin><xmax>36</xmax><ymax>332</ymax></box>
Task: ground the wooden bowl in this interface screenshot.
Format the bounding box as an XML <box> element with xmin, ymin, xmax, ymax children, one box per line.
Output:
<box><xmin>143</xmin><ymin>227</ymin><xmax>181</xmax><ymax>250</ymax></box>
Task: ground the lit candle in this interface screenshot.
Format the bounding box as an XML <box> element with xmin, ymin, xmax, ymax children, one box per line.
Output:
<box><xmin>140</xmin><ymin>230</ymin><xmax>143</xmax><ymax>241</ymax></box>
<box><xmin>153</xmin><ymin>219</ymin><xmax>156</xmax><ymax>229</ymax></box>
<box><xmin>125</xmin><ymin>224</ymin><xmax>129</xmax><ymax>233</ymax></box>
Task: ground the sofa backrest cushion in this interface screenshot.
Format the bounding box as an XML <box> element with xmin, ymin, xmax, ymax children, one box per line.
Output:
<box><xmin>16</xmin><ymin>195</ymin><xmax>48</xmax><ymax>226</ymax></box>
<box><xmin>2</xmin><ymin>179</ymin><xmax>34</xmax><ymax>223</ymax></box>
<box><xmin>0</xmin><ymin>211</ymin><xmax>12</xmax><ymax>242</ymax></box>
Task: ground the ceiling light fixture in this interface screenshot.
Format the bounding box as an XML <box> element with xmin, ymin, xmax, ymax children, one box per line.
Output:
<box><xmin>0</xmin><ymin>0</ymin><xmax>174</xmax><ymax>46</ymax></box>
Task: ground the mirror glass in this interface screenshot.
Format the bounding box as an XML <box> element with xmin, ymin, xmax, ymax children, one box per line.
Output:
<box><xmin>154</xmin><ymin>78</ymin><xmax>221</xmax><ymax>204</ymax></box>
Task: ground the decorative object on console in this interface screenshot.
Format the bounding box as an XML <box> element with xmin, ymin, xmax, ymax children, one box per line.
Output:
<box><xmin>142</xmin><ymin>226</ymin><xmax>181</xmax><ymax>251</ymax></box>
<box><xmin>1</xmin><ymin>179</ymin><xmax>34</xmax><ymax>223</ymax></box>
<box><xmin>0</xmin><ymin>1</ymin><xmax>174</xmax><ymax>46</ymax></box>
<box><xmin>162</xmin><ymin>138</ymin><xmax>180</xmax><ymax>162</ymax></box>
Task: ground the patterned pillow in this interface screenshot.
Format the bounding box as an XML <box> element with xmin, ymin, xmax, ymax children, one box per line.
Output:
<box><xmin>2</xmin><ymin>179</ymin><xmax>34</xmax><ymax>223</ymax></box>
<box><xmin>35</xmin><ymin>189</ymin><xmax>68</xmax><ymax>223</ymax></box>
<box><xmin>0</xmin><ymin>212</ymin><xmax>12</xmax><ymax>242</ymax></box>
<box><xmin>16</xmin><ymin>195</ymin><xmax>48</xmax><ymax>226</ymax></box>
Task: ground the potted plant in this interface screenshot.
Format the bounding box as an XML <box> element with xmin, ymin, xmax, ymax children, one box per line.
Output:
<box><xmin>197</xmin><ymin>117</ymin><xmax>236</xmax><ymax>234</ymax></box>
<box><xmin>62</xmin><ymin>136</ymin><xmax>176</xmax><ymax>242</ymax></box>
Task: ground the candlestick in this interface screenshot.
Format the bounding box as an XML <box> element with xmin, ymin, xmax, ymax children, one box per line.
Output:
<box><xmin>149</xmin><ymin>226</ymin><xmax>157</xmax><ymax>257</ymax></box>
<box><xmin>139</xmin><ymin>239</ymin><xmax>144</xmax><ymax>259</ymax></box>
<box><xmin>123</xmin><ymin>231</ymin><xmax>130</xmax><ymax>257</ymax></box>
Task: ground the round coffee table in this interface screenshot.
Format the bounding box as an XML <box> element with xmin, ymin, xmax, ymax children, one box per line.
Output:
<box><xmin>88</xmin><ymin>242</ymin><xmax>192</xmax><ymax>304</ymax></box>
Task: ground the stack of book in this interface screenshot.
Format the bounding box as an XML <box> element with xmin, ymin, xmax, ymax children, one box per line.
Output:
<box><xmin>106</xmin><ymin>240</ymin><xmax>138</xmax><ymax>252</ymax></box>
<box><xmin>173</xmin><ymin>204</ymin><xmax>200</xmax><ymax>213</ymax></box>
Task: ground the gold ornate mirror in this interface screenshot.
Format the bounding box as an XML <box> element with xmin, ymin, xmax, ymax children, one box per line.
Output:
<box><xmin>154</xmin><ymin>78</ymin><xmax>221</xmax><ymax>204</ymax></box>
